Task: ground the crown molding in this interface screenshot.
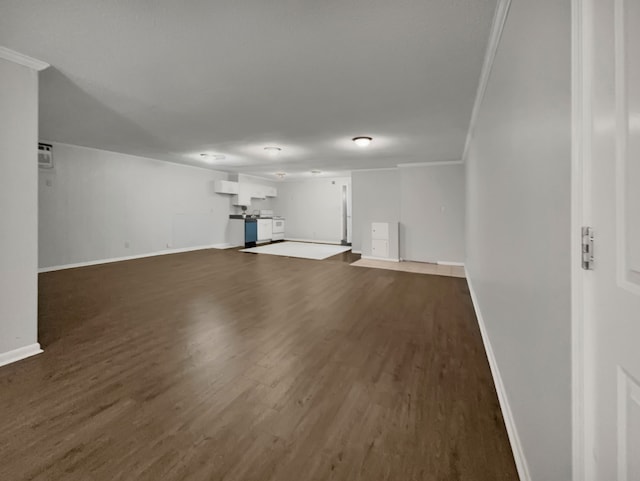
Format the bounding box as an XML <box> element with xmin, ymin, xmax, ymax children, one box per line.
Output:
<box><xmin>461</xmin><ymin>0</ymin><xmax>512</xmax><ymax>163</ymax></box>
<box><xmin>0</xmin><ymin>46</ymin><xmax>49</xmax><ymax>71</ymax></box>
<box><xmin>350</xmin><ymin>167</ymin><xmax>398</xmax><ymax>173</ymax></box>
<box><xmin>397</xmin><ymin>160</ymin><xmax>463</xmax><ymax>168</ymax></box>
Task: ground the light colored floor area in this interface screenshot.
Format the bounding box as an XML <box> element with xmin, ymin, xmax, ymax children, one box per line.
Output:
<box><xmin>240</xmin><ymin>241</ymin><xmax>352</xmax><ymax>260</ymax></box>
<box><xmin>351</xmin><ymin>258</ymin><xmax>466</xmax><ymax>278</ymax></box>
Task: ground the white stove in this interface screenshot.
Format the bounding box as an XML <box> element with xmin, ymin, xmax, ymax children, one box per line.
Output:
<box><xmin>272</xmin><ymin>217</ymin><xmax>285</xmax><ymax>241</ymax></box>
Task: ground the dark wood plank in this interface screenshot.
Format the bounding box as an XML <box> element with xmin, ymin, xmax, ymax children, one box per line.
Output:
<box><xmin>0</xmin><ymin>249</ymin><xmax>518</xmax><ymax>481</ymax></box>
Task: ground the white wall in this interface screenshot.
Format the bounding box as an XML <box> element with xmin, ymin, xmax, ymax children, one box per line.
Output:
<box><xmin>351</xmin><ymin>170</ymin><xmax>400</xmax><ymax>255</ymax></box>
<box><xmin>0</xmin><ymin>58</ymin><xmax>39</xmax><ymax>357</ymax></box>
<box><xmin>399</xmin><ymin>163</ymin><xmax>465</xmax><ymax>263</ymax></box>
<box><xmin>352</xmin><ymin>165</ymin><xmax>464</xmax><ymax>263</ymax></box>
<box><xmin>465</xmin><ymin>0</ymin><xmax>572</xmax><ymax>480</ymax></box>
<box><xmin>272</xmin><ymin>177</ymin><xmax>350</xmax><ymax>244</ymax></box>
<box><xmin>38</xmin><ymin>143</ymin><xmax>234</xmax><ymax>268</ymax></box>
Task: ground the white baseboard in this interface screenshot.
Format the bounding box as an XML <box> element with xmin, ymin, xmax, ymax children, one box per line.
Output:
<box><xmin>210</xmin><ymin>243</ymin><xmax>237</xmax><ymax>249</ymax></box>
<box><xmin>284</xmin><ymin>238</ymin><xmax>342</xmax><ymax>245</ymax></box>
<box><xmin>361</xmin><ymin>255</ymin><xmax>400</xmax><ymax>262</ymax></box>
<box><xmin>437</xmin><ymin>261</ymin><xmax>465</xmax><ymax>267</ymax></box>
<box><xmin>352</xmin><ymin>249</ymin><xmax>362</xmax><ymax>254</ymax></box>
<box><xmin>38</xmin><ymin>244</ymin><xmax>223</xmax><ymax>273</ymax></box>
<box><xmin>466</xmin><ymin>271</ymin><xmax>531</xmax><ymax>481</ymax></box>
<box><xmin>0</xmin><ymin>343</ymin><xmax>43</xmax><ymax>368</ymax></box>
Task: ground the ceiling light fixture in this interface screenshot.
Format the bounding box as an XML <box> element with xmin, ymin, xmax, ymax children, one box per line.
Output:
<box><xmin>200</xmin><ymin>153</ymin><xmax>226</xmax><ymax>161</ymax></box>
<box><xmin>275</xmin><ymin>172</ymin><xmax>286</xmax><ymax>179</ymax></box>
<box><xmin>352</xmin><ymin>136</ymin><xmax>373</xmax><ymax>147</ymax></box>
<box><xmin>311</xmin><ymin>170</ymin><xmax>322</xmax><ymax>175</ymax></box>
<box><xmin>264</xmin><ymin>146</ymin><xmax>282</xmax><ymax>157</ymax></box>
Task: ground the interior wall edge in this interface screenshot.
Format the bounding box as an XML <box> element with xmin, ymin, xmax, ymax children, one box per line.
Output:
<box><xmin>461</xmin><ymin>0</ymin><xmax>513</xmax><ymax>163</ymax></box>
<box><xmin>283</xmin><ymin>238</ymin><xmax>342</xmax><ymax>245</ymax></box>
<box><xmin>40</xmin><ymin>140</ymin><xmax>230</xmax><ymax>176</ymax></box>
<box><xmin>397</xmin><ymin>160</ymin><xmax>463</xmax><ymax>168</ymax></box>
<box><xmin>37</xmin><ymin>244</ymin><xmax>227</xmax><ymax>273</ymax></box>
<box><xmin>0</xmin><ymin>46</ymin><xmax>49</xmax><ymax>71</ymax></box>
<box><xmin>466</xmin><ymin>270</ymin><xmax>531</xmax><ymax>481</ymax></box>
<box><xmin>0</xmin><ymin>343</ymin><xmax>43</xmax><ymax>368</ymax></box>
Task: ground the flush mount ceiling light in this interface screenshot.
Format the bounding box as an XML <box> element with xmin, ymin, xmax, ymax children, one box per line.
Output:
<box><xmin>311</xmin><ymin>170</ymin><xmax>322</xmax><ymax>175</ymax></box>
<box><xmin>200</xmin><ymin>153</ymin><xmax>226</xmax><ymax>161</ymax></box>
<box><xmin>264</xmin><ymin>146</ymin><xmax>282</xmax><ymax>157</ymax></box>
<box><xmin>352</xmin><ymin>136</ymin><xmax>373</xmax><ymax>147</ymax></box>
<box><xmin>275</xmin><ymin>172</ymin><xmax>286</xmax><ymax>179</ymax></box>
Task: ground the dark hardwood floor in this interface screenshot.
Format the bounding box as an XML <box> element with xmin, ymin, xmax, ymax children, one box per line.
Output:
<box><xmin>0</xmin><ymin>249</ymin><xmax>518</xmax><ymax>481</ymax></box>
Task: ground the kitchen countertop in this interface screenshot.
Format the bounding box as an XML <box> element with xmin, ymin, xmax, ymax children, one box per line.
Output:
<box><xmin>229</xmin><ymin>215</ymin><xmax>272</xmax><ymax>220</ymax></box>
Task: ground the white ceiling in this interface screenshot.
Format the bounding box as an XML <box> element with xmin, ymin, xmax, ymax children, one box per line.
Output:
<box><xmin>0</xmin><ymin>0</ymin><xmax>496</xmax><ymax>179</ymax></box>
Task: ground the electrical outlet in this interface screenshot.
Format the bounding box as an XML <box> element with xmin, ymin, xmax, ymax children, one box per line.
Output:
<box><xmin>124</xmin><ymin>241</ymin><xmax>130</xmax><ymax>248</ymax></box>
<box><xmin>166</xmin><ymin>243</ymin><xmax>171</xmax><ymax>248</ymax></box>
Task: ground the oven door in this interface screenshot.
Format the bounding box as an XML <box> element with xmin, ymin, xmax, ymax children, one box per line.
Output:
<box><xmin>272</xmin><ymin>219</ymin><xmax>285</xmax><ymax>240</ymax></box>
<box><xmin>272</xmin><ymin>219</ymin><xmax>284</xmax><ymax>233</ymax></box>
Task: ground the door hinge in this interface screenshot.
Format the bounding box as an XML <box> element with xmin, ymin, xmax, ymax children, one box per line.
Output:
<box><xmin>582</xmin><ymin>226</ymin><xmax>594</xmax><ymax>270</ymax></box>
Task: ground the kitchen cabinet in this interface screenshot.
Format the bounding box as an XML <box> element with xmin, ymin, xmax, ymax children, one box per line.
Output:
<box><xmin>371</xmin><ymin>222</ymin><xmax>390</xmax><ymax>258</ymax></box>
<box><xmin>228</xmin><ymin>219</ymin><xmax>245</xmax><ymax>247</ymax></box>
<box><xmin>232</xmin><ymin>183</ymin><xmax>278</xmax><ymax>206</ymax></box>
<box><xmin>369</xmin><ymin>222</ymin><xmax>399</xmax><ymax>260</ymax></box>
<box><xmin>250</xmin><ymin>185</ymin><xmax>266</xmax><ymax>199</ymax></box>
<box><xmin>257</xmin><ymin>219</ymin><xmax>273</xmax><ymax>242</ymax></box>
<box><xmin>214</xmin><ymin>180</ymin><xmax>239</xmax><ymax>194</ymax></box>
<box><xmin>233</xmin><ymin>183</ymin><xmax>252</xmax><ymax>206</ymax></box>
<box><xmin>265</xmin><ymin>187</ymin><xmax>278</xmax><ymax>197</ymax></box>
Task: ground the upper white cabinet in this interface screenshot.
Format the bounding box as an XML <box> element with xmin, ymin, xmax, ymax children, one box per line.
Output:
<box><xmin>217</xmin><ymin>175</ymin><xmax>278</xmax><ymax>206</ymax></box>
<box><xmin>214</xmin><ymin>180</ymin><xmax>239</xmax><ymax>195</ymax></box>
<box><xmin>233</xmin><ymin>183</ymin><xmax>252</xmax><ymax>206</ymax></box>
<box><xmin>250</xmin><ymin>185</ymin><xmax>267</xmax><ymax>200</ymax></box>
<box><xmin>230</xmin><ymin>183</ymin><xmax>277</xmax><ymax>206</ymax></box>
<box><xmin>265</xmin><ymin>186</ymin><xmax>278</xmax><ymax>197</ymax></box>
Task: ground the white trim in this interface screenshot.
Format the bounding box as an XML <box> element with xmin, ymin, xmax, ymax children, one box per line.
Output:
<box><xmin>571</xmin><ymin>0</ymin><xmax>590</xmax><ymax>480</ymax></box>
<box><xmin>617</xmin><ymin>367</ymin><xmax>640</xmax><ymax>481</ymax></box>
<box><xmin>284</xmin><ymin>238</ymin><xmax>343</xmax><ymax>245</ymax></box>
<box><xmin>38</xmin><ymin>244</ymin><xmax>224</xmax><ymax>272</ymax></box>
<box><xmin>461</xmin><ymin>0</ymin><xmax>512</xmax><ymax>163</ymax></box>
<box><xmin>0</xmin><ymin>47</ymin><xmax>49</xmax><ymax>71</ymax></box>
<box><xmin>41</xmin><ymin>140</ymin><xmax>231</xmax><ymax>176</ymax></box>
<box><xmin>397</xmin><ymin>160</ymin><xmax>463</xmax><ymax>168</ymax></box>
<box><xmin>437</xmin><ymin>261</ymin><xmax>465</xmax><ymax>267</ymax></box>
<box><xmin>350</xmin><ymin>167</ymin><xmax>398</xmax><ymax>173</ymax></box>
<box><xmin>0</xmin><ymin>343</ymin><xmax>43</xmax><ymax>368</ymax></box>
<box><xmin>361</xmin><ymin>255</ymin><xmax>400</xmax><ymax>262</ymax></box>
<box><xmin>352</xmin><ymin>249</ymin><xmax>362</xmax><ymax>254</ymax></box>
<box><xmin>211</xmin><ymin>243</ymin><xmax>239</xmax><ymax>249</ymax></box>
<box><xmin>466</xmin><ymin>272</ymin><xmax>531</xmax><ymax>481</ymax></box>
<box><xmin>613</xmin><ymin>0</ymin><xmax>640</xmax><ymax>295</ymax></box>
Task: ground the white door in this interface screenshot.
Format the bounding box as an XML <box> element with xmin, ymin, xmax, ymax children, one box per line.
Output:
<box><xmin>346</xmin><ymin>182</ymin><xmax>352</xmax><ymax>244</ymax></box>
<box><xmin>578</xmin><ymin>0</ymin><xmax>640</xmax><ymax>479</ymax></box>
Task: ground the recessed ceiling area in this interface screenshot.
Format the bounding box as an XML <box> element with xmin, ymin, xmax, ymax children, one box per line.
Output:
<box><xmin>0</xmin><ymin>0</ymin><xmax>497</xmax><ymax>178</ymax></box>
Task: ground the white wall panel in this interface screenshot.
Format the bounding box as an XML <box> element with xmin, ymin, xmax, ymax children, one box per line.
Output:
<box><xmin>399</xmin><ymin>163</ymin><xmax>465</xmax><ymax>263</ymax></box>
<box><xmin>38</xmin><ymin>143</ymin><xmax>233</xmax><ymax>268</ymax></box>
<box><xmin>0</xmin><ymin>58</ymin><xmax>39</xmax><ymax>356</ymax></box>
<box><xmin>464</xmin><ymin>0</ymin><xmax>572</xmax><ymax>479</ymax></box>
<box><xmin>272</xmin><ymin>177</ymin><xmax>350</xmax><ymax>244</ymax></box>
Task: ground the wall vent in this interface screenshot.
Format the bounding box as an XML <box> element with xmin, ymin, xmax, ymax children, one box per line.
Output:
<box><xmin>38</xmin><ymin>143</ymin><xmax>53</xmax><ymax>169</ymax></box>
